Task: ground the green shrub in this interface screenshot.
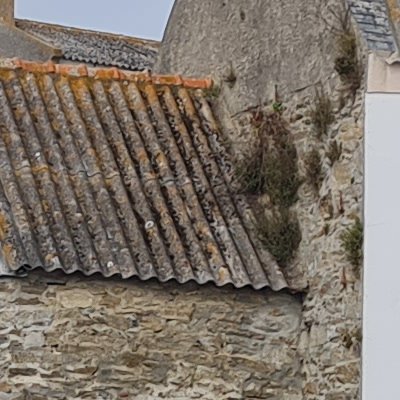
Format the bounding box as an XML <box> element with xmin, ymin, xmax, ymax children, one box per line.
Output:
<box><xmin>236</xmin><ymin>111</ymin><xmax>300</xmax><ymax>207</ymax></box>
<box><xmin>204</xmin><ymin>84</ymin><xmax>221</xmax><ymax>100</ymax></box>
<box><xmin>258</xmin><ymin>209</ymin><xmax>302</xmax><ymax>267</ymax></box>
<box><xmin>341</xmin><ymin>218</ymin><xmax>363</xmax><ymax>270</ymax></box>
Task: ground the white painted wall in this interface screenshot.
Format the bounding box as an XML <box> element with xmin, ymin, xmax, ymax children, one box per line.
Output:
<box><xmin>364</xmin><ymin>92</ymin><xmax>400</xmax><ymax>400</ymax></box>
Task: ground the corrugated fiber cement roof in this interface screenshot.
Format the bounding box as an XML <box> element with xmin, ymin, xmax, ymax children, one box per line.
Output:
<box><xmin>0</xmin><ymin>60</ymin><xmax>288</xmax><ymax>291</ymax></box>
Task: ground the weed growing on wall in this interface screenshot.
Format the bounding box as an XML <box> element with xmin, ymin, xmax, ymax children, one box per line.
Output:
<box><xmin>236</xmin><ymin>110</ymin><xmax>300</xmax><ymax>207</ymax></box>
<box><xmin>310</xmin><ymin>85</ymin><xmax>335</xmax><ymax>137</ymax></box>
<box><xmin>223</xmin><ymin>63</ymin><xmax>237</xmax><ymax>88</ymax></box>
<box><xmin>322</xmin><ymin>3</ymin><xmax>362</xmax><ymax>95</ymax></box>
<box><xmin>235</xmin><ymin>108</ymin><xmax>302</xmax><ymax>267</ymax></box>
<box><xmin>335</xmin><ymin>30</ymin><xmax>362</xmax><ymax>94</ymax></box>
<box><xmin>257</xmin><ymin>209</ymin><xmax>302</xmax><ymax>267</ymax></box>
<box><xmin>204</xmin><ymin>84</ymin><xmax>221</xmax><ymax>101</ymax></box>
<box><xmin>304</xmin><ymin>148</ymin><xmax>323</xmax><ymax>193</ymax></box>
<box><xmin>341</xmin><ymin>217</ymin><xmax>363</xmax><ymax>273</ymax></box>
<box><xmin>326</xmin><ymin>140</ymin><xmax>342</xmax><ymax>166</ymax></box>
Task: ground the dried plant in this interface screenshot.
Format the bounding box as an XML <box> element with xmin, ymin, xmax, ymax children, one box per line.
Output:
<box><xmin>326</xmin><ymin>140</ymin><xmax>342</xmax><ymax>166</ymax></box>
<box><xmin>304</xmin><ymin>148</ymin><xmax>323</xmax><ymax>193</ymax></box>
<box><xmin>310</xmin><ymin>85</ymin><xmax>335</xmax><ymax>138</ymax></box>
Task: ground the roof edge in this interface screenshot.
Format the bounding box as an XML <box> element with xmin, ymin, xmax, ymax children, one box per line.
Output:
<box><xmin>15</xmin><ymin>18</ymin><xmax>161</xmax><ymax>48</ymax></box>
<box><xmin>0</xmin><ymin>58</ymin><xmax>213</xmax><ymax>89</ymax></box>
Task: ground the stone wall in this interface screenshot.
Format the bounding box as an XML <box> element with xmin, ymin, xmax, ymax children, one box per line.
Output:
<box><xmin>0</xmin><ymin>1</ymin><xmax>366</xmax><ymax>397</ymax></box>
<box><xmin>155</xmin><ymin>0</ymin><xmax>340</xmax><ymax>115</ymax></box>
<box><xmin>0</xmin><ymin>271</ymin><xmax>302</xmax><ymax>400</ymax></box>
<box><xmin>289</xmin><ymin>82</ymin><xmax>363</xmax><ymax>399</ymax></box>
<box><xmin>216</xmin><ymin>69</ymin><xmax>364</xmax><ymax>398</ymax></box>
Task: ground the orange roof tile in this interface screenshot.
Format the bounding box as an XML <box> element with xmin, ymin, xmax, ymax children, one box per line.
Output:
<box><xmin>0</xmin><ymin>58</ymin><xmax>213</xmax><ymax>89</ymax></box>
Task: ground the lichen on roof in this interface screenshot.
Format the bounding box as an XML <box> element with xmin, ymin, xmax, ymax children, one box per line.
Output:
<box><xmin>0</xmin><ymin>59</ymin><xmax>288</xmax><ymax>291</ymax></box>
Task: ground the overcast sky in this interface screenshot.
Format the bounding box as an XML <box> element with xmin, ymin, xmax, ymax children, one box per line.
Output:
<box><xmin>15</xmin><ymin>0</ymin><xmax>175</xmax><ymax>40</ymax></box>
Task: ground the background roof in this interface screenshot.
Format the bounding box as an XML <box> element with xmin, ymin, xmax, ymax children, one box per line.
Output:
<box><xmin>15</xmin><ymin>0</ymin><xmax>175</xmax><ymax>40</ymax></box>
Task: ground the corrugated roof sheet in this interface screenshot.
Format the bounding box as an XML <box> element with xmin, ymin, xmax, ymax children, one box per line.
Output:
<box><xmin>16</xmin><ymin>19</ymin><xmax>159</xmax><ymax>71</ymax></box>
<box><xmin>0</xmin><ymin>59</ymin><xmax>288</xmax><ymax>291</ymax></box>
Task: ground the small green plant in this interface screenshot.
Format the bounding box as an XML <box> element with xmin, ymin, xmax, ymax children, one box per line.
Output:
<box><xmin>204</xmin><ymin>84</ymin><xmax>221</xmax><ymax>100</ymax></box>
<box><xmin>326</xmin><ymin>139</ymin><xmax>342</xmax><ymax>166</ymax></box>
<box><xmin>258</xmin><ymin>209</ymin><xmax>302</xmax><ymax>267</ymax></box>
<box><xmin>310</xmin><ymin>85</ymin><xmax>335</xmax><ymax>137</ymax></box>
<box><xmin>272</xmin><ymin>101</ymin><xmax>284</xmax><ymax>113</ymax></box>
<box><xmin>304</xmin><ymin>148</ymin><xmax>323</xmax><ymax>192</ymax></box>
<box><xmin>341</xmin><ymin>218</ymin><xmax>363</xmax><ymax>270</ymax></box>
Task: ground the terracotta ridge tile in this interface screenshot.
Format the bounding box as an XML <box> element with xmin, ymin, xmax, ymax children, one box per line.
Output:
<box><xmin>0</xmin><ymin>58</ymin><xmax>213</xmax><ymax>89</ymax></box>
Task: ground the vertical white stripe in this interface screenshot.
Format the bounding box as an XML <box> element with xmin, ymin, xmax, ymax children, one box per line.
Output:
<box><xmin>364</xmin><ymin>92</ymin><xmax>400</xmax><ymax>400</ymax></box>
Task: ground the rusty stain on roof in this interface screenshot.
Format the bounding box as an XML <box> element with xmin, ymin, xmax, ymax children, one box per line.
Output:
<box><xmin>16</xmin><ymin>19</ymin><xmax>159</xmax><ymax>71</ymax></box>
<box><xmin>0</xmin><ymin>60</ymin><xmax>288</xmax><ymax>291</ymax></box>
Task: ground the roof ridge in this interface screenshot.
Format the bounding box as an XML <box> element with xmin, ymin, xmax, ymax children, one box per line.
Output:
<box><xmin>0</xmin><ymin>58</ymin><xmax>213</xmax><ymax>89</ymax></box>
<box><xmin>15</xmin><ymin>18</ymin><xmax>160</xmax><ymax>48</ymax></box>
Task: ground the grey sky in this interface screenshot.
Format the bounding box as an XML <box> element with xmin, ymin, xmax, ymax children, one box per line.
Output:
<box><xmin>15</xmin><ymin>0</ymin><xmax>175</xmax><ymax>40</ymax></box>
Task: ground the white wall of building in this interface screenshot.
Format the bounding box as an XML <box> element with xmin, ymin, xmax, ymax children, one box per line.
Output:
<box><xmin>364</xmin><ymin>91</ymin><xmax>400</xmax><ymax>400</ymax></box>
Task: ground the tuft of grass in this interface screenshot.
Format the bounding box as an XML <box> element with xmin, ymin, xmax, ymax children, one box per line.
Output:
<box><xmin>258</xmin><ymin>209</ymin><xmax>302</xmax><ymax>267</ymax></box>
<box><xmin>310</xmin><ymin>86</ymin><xmax>335</xmax><ymax>137</ymax></box>
<box><xmin>204</xmin><ymin>84</ymin><xmax>221</xmax><ymax>101</ymax></box>
<box><xmin>273</xmin><ymin>101</ymin><xmax>284</xmax><ymax>113</ymax></box>
<box><xmin>304</xmin><ymin>148</ymin><xmax>323</xmax><ymax>193</ymax></box>
<box><xmin>236</xmin><ymin>111</ymin><xmax>300</xmax><ymax>207</ymax></box>
<box><xmin>341</xmin><ymin>217</ymin><xmax>363</xmax><ymax>271</ymax></box>
<box><xmin>326</xmin><ymin>139</ymin><xmax>342</xmax><ymax>166</ymax></box>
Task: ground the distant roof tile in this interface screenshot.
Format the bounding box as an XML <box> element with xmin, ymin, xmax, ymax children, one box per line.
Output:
<box><xmin>15</xmin><ymin>19</ymin><xmax>159</xmax><ymax>71</ymax></box>
<box><xmin>0</xmin><ymin>60</ymin><xmax>288</xmax><ymax>291</ymax></box>
<box><xmin>348</xmin><ymin>0</ymin><xmax>397</xmax><ymax>52</ymax></box>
